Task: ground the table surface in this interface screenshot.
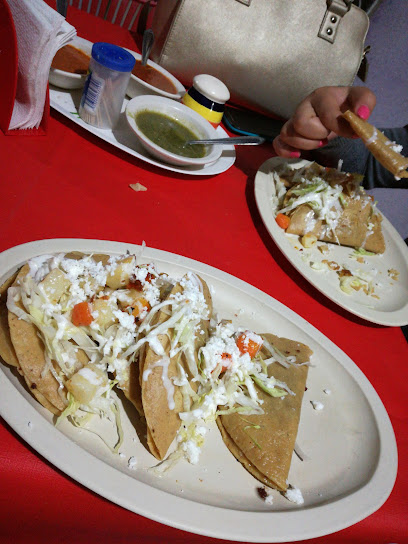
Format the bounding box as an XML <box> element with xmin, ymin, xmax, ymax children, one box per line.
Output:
<box><xmin>0</xmin><ymin>6</ymin><xmax>407</xmax><ymax>544</ymax></box>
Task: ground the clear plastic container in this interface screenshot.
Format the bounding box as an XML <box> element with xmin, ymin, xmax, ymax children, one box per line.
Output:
<box><xmin>79</xmin><ymin>42</ymin><xmax>135</xmax><ymax>129</ymax></box>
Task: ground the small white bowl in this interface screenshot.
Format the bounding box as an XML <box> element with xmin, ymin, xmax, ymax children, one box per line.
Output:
<box><xmin>126</xmin><ymin>95</ymin><xmax>222</xmax><ymax>167</ymax></box>
<box><xmin>125</xmin><ymin>50</ymin><xmax>185</xmax><ymax>101</ymax></box>
<box><xmin>49</xmin><ymin>36</ymin><xmax>93</xmax><ymax>90</ymax></box>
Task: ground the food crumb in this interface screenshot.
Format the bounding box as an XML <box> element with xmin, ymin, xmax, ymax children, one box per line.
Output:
<box><xmin>318</xmin><ymin>244</ymin><xmax>329</xmax><ymax>255</ymax></box>
<box><xmin>257</xmin><ymin>487</ymin><xmax>268</xmax><ymax>500</ymax></box>
<box><xmin>388</xmin><ymin>268</ymin><xmax>399</xmax><ymax>281</ymax></box>
<box><xmin>129</xmin><ymin>182</ymin><xmax>147</xmax><ymax>192</ymax></box>
<box><xmin>128</xmin><ymin>456</ymin><xmax>137</xmax><ymax>470</ymax></box>
<box><xmin>323</xmin><ymin>389</ymin><xmax>331</xmax><ymax>395</ymax></box>
<box><xmin>119</xmin><ymin>452</ymin><xmax>126</xmax><ymax>459</ymax></box>
<box><xmin>27</xmin><ymin>421</ymin><xmax>33</xmax><ymax>429</ymax></box>
<box><xmin>311</xmin><ymin>400</ymin><xmax>324</xmax><ymax>411</ymax></box>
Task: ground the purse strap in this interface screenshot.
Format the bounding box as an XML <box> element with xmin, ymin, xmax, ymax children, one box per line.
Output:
<box><xmin>318</xmin><ymin>0</ymin><xmax>354</xmax><ymax>43</ymax></box>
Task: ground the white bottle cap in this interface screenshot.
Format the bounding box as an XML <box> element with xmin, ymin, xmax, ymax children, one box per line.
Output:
<box><xmin>192</xmin><ymin>74</ymin><xmax>230</xmax><ymax>104</ymax></box>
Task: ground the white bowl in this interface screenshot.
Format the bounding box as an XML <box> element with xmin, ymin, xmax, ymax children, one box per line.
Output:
<box><xmin>125</xmin><ymin>50</ymin><xmax>185</xmax><ymax>101</ymax></box>
<box><xmin>49</xmin><ymin>36</ymin><xmax>93</xmax><ymax>90</ymax></box>
<box><xmin>126</xmin><ymin>95</ymin><xmax>222</xmax><ymax>167</ymax></box>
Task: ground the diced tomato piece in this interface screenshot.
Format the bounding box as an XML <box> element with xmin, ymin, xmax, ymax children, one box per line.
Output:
<box><xmin>236</xmin><ymin>331</ymin><xmax>263</xmax><ymax>359</ymax></box>
<box><xmin>131</xmin><ymin>297</ymin><xmax>151</xmax><ymax>319</ymax></box>
<box><xmin>71</xmin><ymin>301</ymin><xmax>93</xmax><ymax>327</ymax></box>
<box><xmin>126</xmin><ymin>280</ymin><xmax>143</xmax><ymax>291</ymax></box>
<box><xmin>220</xmin><ymin>352</ymin><xmax>232</xmax><ymax>373</ymax></box>
<box><xmin>210</xmin><ymin>353</ymin><xmax>232</xmax><ymax>375</ymax></box>
<box><xmin>275</xmin><ymin>213</ymin><xmax>291</xmax><ymax>230</ymax></box>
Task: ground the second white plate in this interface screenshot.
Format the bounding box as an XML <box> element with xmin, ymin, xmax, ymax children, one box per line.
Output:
<box><xmin>254</xmin><ymin>157</ymin><xmax>408</xmax><ymax>326</ymax></box>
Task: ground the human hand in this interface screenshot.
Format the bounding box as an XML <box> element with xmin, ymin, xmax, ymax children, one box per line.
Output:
<box><xmin>273</xmin><ymin>86</ymin><xmax>377</xmax><ymax>158</ymax></box>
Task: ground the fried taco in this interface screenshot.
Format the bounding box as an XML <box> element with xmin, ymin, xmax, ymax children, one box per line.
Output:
<box><xmin>0</xmin><ymin>270</ymin><xmax>20</xmax><ymax>369</ymax></box>
<box><xmin>126</xmin><ymin>274</ymin><xmax>213</xmax><ymax>460</ymax></box>
<box><xmin>271</xmin><ymin>161</ymin><xmax>385</xmax><ymax>253</ymax></box>
<box><xmin>343</xmin><ymin>110</ymin><xmax>408</xmax><ymax>179</ymax></box>
<box><xmin>216</xmin><ymin>333</ymin><xmax>310</xmax><ymax>492</ymax></box>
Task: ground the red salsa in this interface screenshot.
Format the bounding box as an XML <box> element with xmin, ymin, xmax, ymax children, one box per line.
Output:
<box><xmin>132</xmin><ymin>60</ymin><xmax>177</xmax><ymax>94</ymax></box>
<box><xmin>51</xmin><ymin>44</ymin><xmax>90</xmax><ymax>74</ymax></box>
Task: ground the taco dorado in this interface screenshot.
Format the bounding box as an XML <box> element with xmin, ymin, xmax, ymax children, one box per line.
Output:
<box><xmin>271</xmin><ymin>161</ymin><xmax>385</xmax><ymax>254</ymax></box>
<box><xmin>217</xmin><ymin>333</ymin><xmax>310</xmax><ymax>492</ymax></box>
<box><xmin>343</xmin><ymin>110</ymin><xmax>408</xmax><ymax>179</ymax></box>
<box><xmin>130</xmin><ymin>275</ymin><xmax>213</xmax><ymax>460</ymax></box>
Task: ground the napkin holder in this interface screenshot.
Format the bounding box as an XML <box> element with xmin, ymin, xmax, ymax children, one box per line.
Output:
<box><xmin>0</xmin><ymin>0</ymin><xmax>50</xmax><ymax>136</ymax></box>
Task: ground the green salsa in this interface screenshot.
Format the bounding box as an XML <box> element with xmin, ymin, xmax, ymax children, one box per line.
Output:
<box><xmin>135</xmin><ymin>110</ymin><xmax>207</xmax><ymax>158</ymax></box>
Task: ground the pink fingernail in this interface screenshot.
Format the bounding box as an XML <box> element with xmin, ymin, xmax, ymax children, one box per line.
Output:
<box><xmin>357</xmin><ymin>105</ymin><xmax>370</xmax><ymax>120</ymax></box>
<box><xmin>290</xmin><ymin>151</ymin><xmax>301</xmax><ymax>158</ymax></box>
<box><xmin>319</xmin><ymin>139</ymin><xmax>328</xmax><ymax>147</ymax></box>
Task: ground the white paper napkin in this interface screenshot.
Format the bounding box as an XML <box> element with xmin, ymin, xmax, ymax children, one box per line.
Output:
<box><xmin>7</xmin><ymin>0</ymin><xmax>76</xmax><ymax>130</ymax></box>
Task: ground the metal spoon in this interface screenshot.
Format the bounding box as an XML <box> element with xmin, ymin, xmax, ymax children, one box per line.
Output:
<box><xmin>186</xmin><ymin>135</ymin><xmax>265</xmax><ymax>146</ymax></box>
<box><xmin>141</xmin><ymin>29</ymin><xmax>154</xmax><ymax>66</ymax></box>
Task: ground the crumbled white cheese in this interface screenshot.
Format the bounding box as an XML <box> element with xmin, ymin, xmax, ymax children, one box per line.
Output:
<box><xmin>311</xmin><ymin>400</ymin><xmax>324</xmax><ymax>411</ymax></box>
<box><xmin>285</xmin><ymin>485</ymin><xmax>304</xmax><ymax>505</ymax></box>
<box><xmin>323</xmin><ymin>389</ymin><xmax>332</xmax><ymax>395</ymax></box>
<box><xmin>128</xmin><ymin>456</ymin><xmax>137</xmax><ymax>470</ymax></box>
<box><xmin>265</xmin><ymin>494</ymin><xmax>273</xmax><ymax>505</ymax></box>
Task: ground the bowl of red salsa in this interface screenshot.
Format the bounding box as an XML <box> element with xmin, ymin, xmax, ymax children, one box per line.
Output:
<box><xmin>49</xmin><ymin>36</ymin><xmax>93</xmax><ymax>89</ymax></box>
<box><xmin>126</xmin><ymin>50</ymin><xmax>185</xmax><ymax>101</ymax></box>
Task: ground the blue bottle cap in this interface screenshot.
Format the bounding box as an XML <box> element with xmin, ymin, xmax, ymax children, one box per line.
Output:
<box><xmin>91</xmin><ymin>42</ymin><xmax>135</xmax><ymax>73</ymax></box>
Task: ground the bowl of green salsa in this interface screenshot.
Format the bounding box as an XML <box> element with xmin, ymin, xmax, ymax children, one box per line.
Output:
<box><xmin>126</xmin><ymin>96</ymin><xmax>222</xmax><ymax>166</ymax></box>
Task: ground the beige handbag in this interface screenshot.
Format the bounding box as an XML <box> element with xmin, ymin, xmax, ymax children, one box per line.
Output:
<box><xmin>150</xmin><ymin>0</ymin><xmax>369</xmax><ymax>119</ymax></box>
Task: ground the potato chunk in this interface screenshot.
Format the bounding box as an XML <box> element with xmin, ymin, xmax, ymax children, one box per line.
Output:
<box><xmin>66</xmin><ymin>364</ymin><xmax>107</xmax><ymax>404</ymax></box>
<box><xmin>106</xmin><ymin>256</ymin><xmax>135</xmax><ymax>289</ymax></box>
<box><xmin>93</xmin><ymin>297</ymin><xmax>117</xmax><ymax>328</ymax></box>
<box><xmin>40</xmin><ymin>269</ymin><xmax>71</xmax><ymax>303</ymax></box>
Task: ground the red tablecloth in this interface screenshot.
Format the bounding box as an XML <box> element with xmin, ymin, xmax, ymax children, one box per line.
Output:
<box><xmin>0</xmin><ymin>6</ymin><xmax>407</xmax><ymax>544</ymax></box>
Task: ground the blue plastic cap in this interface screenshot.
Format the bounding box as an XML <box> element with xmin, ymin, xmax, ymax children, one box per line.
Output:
<box><xmin>91</xmin><ymin>42</ymin><xmax>136</xmax><ymax>73</ymax></box>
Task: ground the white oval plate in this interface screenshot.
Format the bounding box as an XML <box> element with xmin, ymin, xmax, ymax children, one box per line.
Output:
<box><xmin>0</xmin><ymin>239</ymin><xmax>397</xmax><ymax>542</ymax></box>
<box><xmin>49</xmin><ymin>88</ymin><xmax>235</xmax><ymax>176</ymax></box>
<box><xmin>254</xmin><ymin>157</ymin><xmax>408</xmax><ymax>326</ymax></box>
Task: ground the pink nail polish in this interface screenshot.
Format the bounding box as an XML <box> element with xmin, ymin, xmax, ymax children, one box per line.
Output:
<box><xmin>290</xmin><ymin>151</ymin><xmax>301</xmax><ymax>158</ymax></box>
<box><xmin>319</xmin><ymin>139</ymin><xmax>328</xmax><ymax>147</ymax></box>
<box><xmin>357</xmin><ymin>105</ymin><xmax>370</xmax><ymax>120</ymax></box>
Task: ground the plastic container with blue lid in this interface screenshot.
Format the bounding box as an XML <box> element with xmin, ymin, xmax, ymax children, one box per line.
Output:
<box><xmin>79</xmin><ymin>42</ymin><xmax>136</xmax><ymax>129</ymax></box>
